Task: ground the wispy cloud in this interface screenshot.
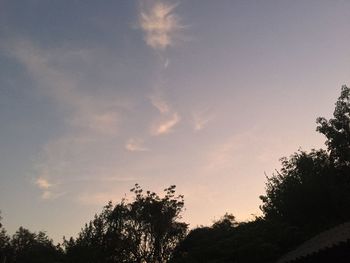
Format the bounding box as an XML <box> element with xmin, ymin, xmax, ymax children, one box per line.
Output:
<box><xmin>36</xmin><ymin>177</ymin><xmax>52</xmax><ymax>189</ymax></box>
<box><xmin>35</xmin><ymin>177</ymin><xmax>63</xmax><ymax>200</ymax></box>
<box><xmin>139</xmin><ymin>1</ymin><xmax>182</xmax><ymax>50</ymax></box>
<box><xmin>163</xmin><ymin>58</ymin><xmax>170</xmax><ymax>68</ymax></box>
<box><xmin>149</xmin><ymin>90</ymin><xmax>181</xmax><ymax>135</ymax></box>
<box><xmin>7</xmin><ymin>40</ymin><xmax>133</xmax><ymax>201</ymax></box>
<box><xmin>8</xmin><ymin>41</ymin><xmax>124</xmax><ymax>137</ymax></box>
<box><xmin>35</xmin><ymin>177</ymin><xmax>54</xmax><ymax>199</ymax></box>
<box><xmin>153</xmin><ymin>112</ymin><xmax>180</xmax><ymax>135</ymax></box>
<box><xmin>150</xmin><ymin>94</ymin><xmax>170</xmax><ymax>114</ymax></box>
<box><xmin>193</xmin><ymin>110</ymin><xmax>213</xmax><ymax>131</ymax></box>
<box><xmin>125</xmin><ymin>138</ymin><xmax>149</xmax><ymax>152</ymax></box>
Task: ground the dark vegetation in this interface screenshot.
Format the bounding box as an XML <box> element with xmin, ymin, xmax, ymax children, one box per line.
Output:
<box><xmin>0</xmin><ymin>85</ymin><xmax>349</xmax><ymax>263</ymax></box>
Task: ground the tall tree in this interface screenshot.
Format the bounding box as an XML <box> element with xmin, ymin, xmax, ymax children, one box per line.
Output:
<box><xmin>171</xmin><ymin>215</ymin><xmax>300</xmax><ymax>263</ymax></box>
<box><xmin>0</xmin><ymin>212</ymin><xmax>11</xmax><ymax>263</ymax></box>
<box><xmin>317</xmin><ymin>85</ymin><xmax>350</xmax><ymax>167</ymax></box>
<box><xmin>65</xmin><ymin>185</ymin><xmax>188</xmax><ymax>263</ymax></box>
<box><xmin>172</xmin><ymin>85</ymin><xmax>350</xmax><ymax>263</ymax></box>
<box><xmin>259</xmin><ymin>150</ymin><xmax>339</xmax><ymax>232</ymax></box>
<box><xmin>260</xmin><ymin>85</ymin><xmax>350</xmax><ymax>235</ymax></box>
<box><xmin>10</xmin><ymin>227</ymin><xmax>63</xmax><ymax>263</ymax></box>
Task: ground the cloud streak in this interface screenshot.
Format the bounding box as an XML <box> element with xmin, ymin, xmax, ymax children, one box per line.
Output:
<box><xmin>7</xmin><ymin>41</ymin><xmax>133</xmax><ymax>201</ymax></box>
<box><xmin>8</xmin><ymin>41</ymin><xmax>124</xmax><ymax>137</ymax></box>
<box><xmin>139</xmin><ymin>1</ymin><xmax>181</xmax><ymax>50</ymax></box>
<box><xmin>125</xmin><ymin>138</ymin><xmax>149</xmax><ymax>152</ymax></box>
<box><xmin>193</xmin><ymin>110</ymin><xmax>213</xmax><ymax>131</ymax></box>
<box><xmin>35</xmin><ymin>177</ymin><xmax>63</xmax><ymax>200</ymax></box>
<box><xmin>153</xmin><ymin>112</ymin><xmax>180</xmax><ymax>135</ymax></box>
<box><xmin>36</xmin><ymin>177</ymin><xmax>52</xmax><ymax>189</ymax></box>
<box><xmin>149</xmin><ymin>91</ymin><xmax>181</xmax><ymax>135</ymax></box>
<box><xmin>150</xmin><ymin>94</ymin><xmax>170</xmax><ymax>114</ymax></box>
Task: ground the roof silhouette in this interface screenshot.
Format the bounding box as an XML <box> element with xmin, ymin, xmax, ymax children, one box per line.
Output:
<box><xmin>277</xmin><ymin>222</ymin><xmax>350</xmax><ymax>263</ymax></box>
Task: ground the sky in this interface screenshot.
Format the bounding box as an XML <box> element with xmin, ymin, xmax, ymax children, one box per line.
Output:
<box><xmin>0</xmin><ymin>0</ymin><xmax>349</xmax><ymax>243</ymax></box>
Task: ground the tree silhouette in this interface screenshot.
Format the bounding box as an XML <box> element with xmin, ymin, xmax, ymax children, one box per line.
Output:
<box><xmin>0</xmin><ymin>212</ymin><xmax>11</xmax><ymax>263</ymax></box>
<box><xmin>171</xmin><ymin>215</ymin><xmax>302</xmax><ymax>263</ymax></box>
<box><xmin>260</xmin><ymin>86</ymin><xmax>350</xmax><ymax>235</ymax></box>
<box><xmin>10</xmin><ymin>227</ymin><xmax>63</xmax><ymax>263</ymax></box>
<box><xmin>212</xmin><ymin>213</ymin><xmax>237</xmax><ymax>231</ymax></box>
<box><xmin>172</xmin><ymin>85</ymin><xmax>350</xmax><ymax>263</ymax></box>
<box><xmin>317</xmin><ymin>85</ymin><xmax>350</xmax><ymax>167</ymax></box>
<box><xmin>260</xmin><ymin>150</ymin><xmax>337</xmax><ymax>232</ymax></box>
<box><xmin>65</xmin><ymin>185</ymin><xmax>187</xmax><ymax>263</ymax></box>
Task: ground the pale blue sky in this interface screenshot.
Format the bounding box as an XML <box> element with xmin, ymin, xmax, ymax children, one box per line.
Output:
<box><xmin>0</xmin><ymin>0</ymin><xmax>349</xmax><ymax>242</ymax></box>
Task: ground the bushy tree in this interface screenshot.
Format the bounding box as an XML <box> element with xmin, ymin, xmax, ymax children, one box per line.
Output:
<box><xmin>317</xmin><ymin>85</ymin><xmax>350</xmax><ymax>167</ymax></box>
<box><xmin>260</xmin><ymin>85</ymin><xmax>350</xmax><ymax>235</ymax></box>
<box><xmin>65</xmin><ymin>185</ymin><xmax>188</xmax><ymax>263</ymax></box>
<box><xmin>0</xmin><ymin>212</ymin><xmax>11</xmax><ymax>263</ymax></box>
<box><xmin>212</xmin><ymin>213</ymin><xmax>237</xmax><ymax>230</ymax></box>
<box><xmin>171</xmin><ymin>213</ymin><xmax>237</xmax><ymax>263</ymax></box>
<box><xmin>172</xmin><ymin>85</ymin><xmax>350</xmax><ymax>263</ymax></box>
<box><xmin>10</xmin><ymin>227</ymin><xmax>63</xmax><ymax>263</ymax></box>
<box><xmin>171</xmin><ymin>216</ymin><xmax>301</xmax><ymax>263</ymax></box>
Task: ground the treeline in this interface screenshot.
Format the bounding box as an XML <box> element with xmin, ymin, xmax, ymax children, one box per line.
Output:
<box><xmin>0</xmin><ymin>86</ymin><xmax>349</xmax><ymax>263</ymax></box>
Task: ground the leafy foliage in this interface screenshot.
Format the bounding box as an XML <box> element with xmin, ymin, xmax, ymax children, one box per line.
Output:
<box><xmin>212</xmin><ymin>213</ymin><xmax>237</xmax><ymax>230</ymax></box>
<box><xmin>172</xmin><ymin>85</ymin><xmax>350</xmax><ymax>262</ymax></box>
<box><xmin>171</xmin><ymin>217</ymin><xmax>302</xmax><ymax>263</ymax></box>
<box><xmin>0</xmin><ymin>212</ymin><xmax>11</xmax><ymax>263</ymax></box>
<box><xmin>260</xmin><ymin>86</ymin><xmax>350</xmax><ymax>235</ymax></box>
<box><xmin>10</xmin><ymin>227</ymin><xmax>63</xmax><ymax>263</ymax></box>
<box><xmin>0</xmin><ymin>224</ymin><xmax>63</xmax><ymax>263</ymax></box>
<box><xmin>260</xmin><ymin>150</ymin><xmax>338</xmax><ymax>231</ymax></box>
<box><xmin>317</xmin><ymin>85</ymin><xmax>350</xmax><ymax>166</ymax></box>
<box><xmin>64</xmin><ymin>185</ymin><xmax>188</xmax><ymax>263</ymax></box>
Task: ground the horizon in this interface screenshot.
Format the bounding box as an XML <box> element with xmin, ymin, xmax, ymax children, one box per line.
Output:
<box><xmin>0</xmin><ymin>0</ymin><xmax>349</xmax><ymax>243</ymax></box>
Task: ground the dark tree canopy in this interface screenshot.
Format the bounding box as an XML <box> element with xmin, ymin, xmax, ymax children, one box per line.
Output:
<box><xmin>0</xmin><ymin>225</ymin><xmax>63</xmax><ymax>263</ymax></box>
<box><xmin>259</xmin><ymin>150</ymin><xmax>342</xmax><ymax>232</ymax></box>
<box><xmin>0</xmin><ymin>212</ymin><xmax>11</xmax><ymax>263</ymax></box>
<box><xmin>171</xmin><ymin>216</ymin><xmax>302</xmax><ymax>263</ymax></box>
<box><xmin>260</xmin><ymin>85</ymin><xmax>350</xmax><ymax>235</ymax></box>
<box><xmin>10</xmin><ymin>227</ymin><xmax>62</xmax><ymax>263</ymax></box>
<box><xmin>211</xmin><ymin>213</ymin><xmax>237</xmax><ymax>231</ymax></box>
<box><xmin>172</xmin><ymin>85</ymin><xmax>350</xmax><ymax>263</ymax></box>
<box><xmin>317</xmin><ymin>85</ymin><xmax>350</xmax><ymax>167</ymax></box>
<box><xmin>64</xmin><ymin>185</ymin><xmax>188</xmax><ymax>263</ymax></box>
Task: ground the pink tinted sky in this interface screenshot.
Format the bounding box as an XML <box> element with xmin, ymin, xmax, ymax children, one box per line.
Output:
<box><xmin>0</xmin><ymin>0</ymin><xmax>349</xmax><ymax>242</ymax></box>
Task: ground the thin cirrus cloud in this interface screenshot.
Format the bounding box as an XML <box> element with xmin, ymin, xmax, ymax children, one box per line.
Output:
<box><xmin>7</xmin><ymin>40</ymin><xmax>132</xmax><ymax>201</ymax></box>
<box><xmin>8</xmin><ymin>41</ymin><xmax>123</xmax><ymax>137</ymax></box>
<box><xmin>153</xmin><ymin>112</ymin><xmax>180</xmax><ymax>135</ymax></box>
<box><xmin>149</xmin><ymin>93</ymin><xmax>181</xmax><ymax>135</ymax></box>
<box><xmin>192</xmin><ymin>110</ymin><xmax>213</xmax><ymax>131</ymax></box>
<box><xmin>139</xmin><ymin>0</ymin><xmax>184</xmax><ymax>135</ymax></box>
<box><xmin>139</xmin><ymin>0</ymin><xmax>182</xmax><ymax>50</ymax></box>
<box><xmin>35</xmin><ymin>177</ymin><xmax>63</xmax><ymax>200</ymax></box>
<box><xmin>35</xmin><ymin>177</ymin><xmax>53</xmax><ymax>189</ymax></box>
<box><xmin>35</xmin><ymin>177</ymin><xmax>53</xmax><ymax>200</ymax></box>
<box><xmin>150</xmin><ymin>94</ymin><xmax>170</xmax><ymax>114</ymax></box>
<box><xmin>125</xmin><ymin>138</ymin><xmax>149</xmax><ymax>152</ymax></box>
